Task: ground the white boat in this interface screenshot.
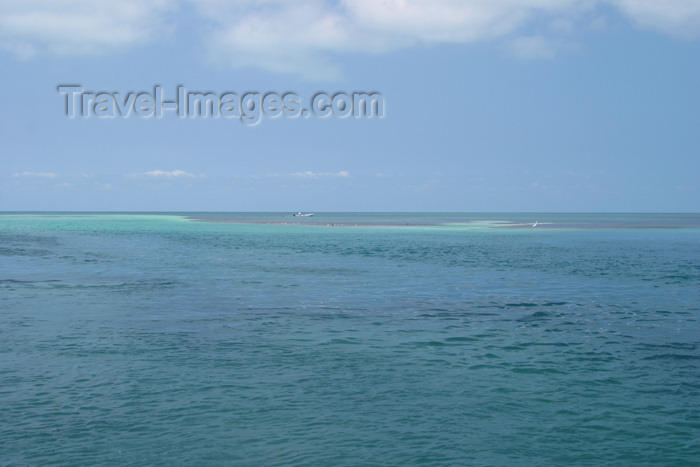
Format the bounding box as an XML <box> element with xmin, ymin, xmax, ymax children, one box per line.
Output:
<box><xmin>293</xmin><ymin>212</ymin><xmax>314</xmax><ymax>217</ymax></box>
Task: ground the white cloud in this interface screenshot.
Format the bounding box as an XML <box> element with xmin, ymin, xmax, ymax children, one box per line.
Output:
<box><xmin>145</xmin><ymin>170</ymin><xmax>196</xmax><ymax>178</ymax></box>
<box><xmin>611</xmin><ymin>0</ymin><xmax>700</xmax><ymax>39</ymax></box>
<box><xmin>0</xmin><ymin>0</ymin><xmax>176</xmax><ymax>57</ymax></box>
<box><xmin>266</xmin><ymin>170</ymin><xmax>350</xmax><ymax>179</ymax></box>
<box><xmin>193</xmin><ymin>0</ymin><xmax>582</xmax><ymax>78</ymax></box>
<box><xmin>508</xmin><ymin>35</ymin><xmax>574</xmax><ymax>60</ymax></box>
<box><xmin>1</xmin><ymin>0</ymin><xmax>699</xmax><ymax>74</ymax></box>
<box><xmin>13</xmin><ymin>171</ymin><xmax>59</xmax><ymax>178</ymax></box>
<box><xmin>128</xmin><ymin>170</ymin><xmax>205</xmax><ymax>179</ymax></box>
<box><xmin>193</xmin><ymin>0</ymin><xmax>700</xmax><ymax>77</ymax></box>
<box><xmin>291</xmin><ymin>170</ymin><xmax>350</xmax><ymax>179</ymax></box>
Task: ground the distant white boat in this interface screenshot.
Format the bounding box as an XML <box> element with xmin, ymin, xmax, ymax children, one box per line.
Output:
<box><xmin>294</xmin><ymin>212</ymin><xmax>314</xmax><ymax>217</ymax></box>
<box><xmin>532</xmin><ymin>221</ymin><xmax>538</xmax><ymax>227</ymax></box>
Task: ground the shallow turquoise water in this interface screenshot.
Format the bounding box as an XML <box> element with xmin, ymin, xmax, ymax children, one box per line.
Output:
<box><xmin>1</xmin><ymin>213</ymin><xmax>699</xmax><ymax>465</ymax></box>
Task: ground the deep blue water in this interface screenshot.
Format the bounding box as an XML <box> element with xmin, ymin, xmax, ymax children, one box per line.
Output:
<box><xmin>1</xmin><ymin>213</ymin><xmax>699</xmax><ymax>465</ymax></box>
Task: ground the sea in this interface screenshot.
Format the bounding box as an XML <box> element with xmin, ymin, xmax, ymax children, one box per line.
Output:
<box><xmin>1</xmin><ymin>212</ymin><xmax>699</xmax><ymax>466</ymax></box>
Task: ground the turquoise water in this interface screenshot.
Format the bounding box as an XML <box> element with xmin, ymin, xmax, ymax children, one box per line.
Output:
<box><xmin>2</xmin><ymin>213</ymin><xmax>699</xmax><ymax>465</ymax></box>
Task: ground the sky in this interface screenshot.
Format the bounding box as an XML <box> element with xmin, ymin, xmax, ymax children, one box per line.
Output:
<box><xmin>0</xmin><ymin>0</ymin><xmax>698</xmax><ymax>212</ymax></box>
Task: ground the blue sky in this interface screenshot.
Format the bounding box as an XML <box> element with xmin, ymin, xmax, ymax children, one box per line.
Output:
<box><xmin>1</xmin><ymin>0</ymin><xmax>698</xmax><ymax>212</ymax></box>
